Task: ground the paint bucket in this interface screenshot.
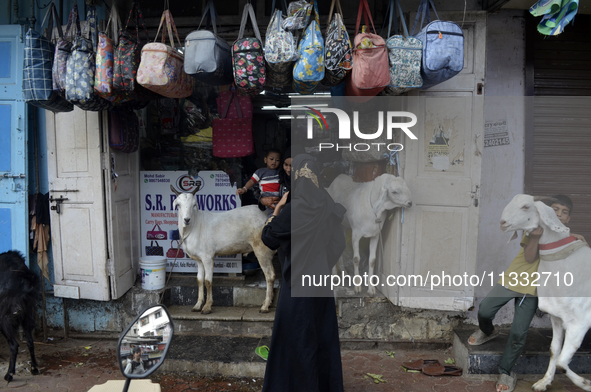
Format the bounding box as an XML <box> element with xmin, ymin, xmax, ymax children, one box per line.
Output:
<box><xmin>139</xmin><ymin>256</ymin><xmax>167</xmax><ymax>290</ymax></box>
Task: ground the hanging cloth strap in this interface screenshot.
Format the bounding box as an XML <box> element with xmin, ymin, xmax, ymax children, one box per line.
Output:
<box><xmin>411</xmin><ymin>0</ymin><xmax>440</xmax><ymax>36</ymax></box>
<box><xmin>41</xmin><ymin>2</ymin><xmax>63</xmax><ymax>41</ymax></box>
<box><xmin>154</xmin><ymin>10</ymin><xmax>182</xmax><ymax>50</ymax></box>
<box><xmin>64</xmin><ymin>3</ymin><xmax>82</xmax><ymax>40</ymax></box>
<box><xmin>385</xmin><ymin>0</ymin><xmax>410</xmax><ymax>38</ymax></box>
<box><xmin>237</xmin><ymin>3</ymin><xmax>263</xmax><ymax>42</ymax></box>
<box><xmin>327</xmin><ymin>0</ymin><xmax>344</xmax><ymax>25</ymax></box>
<box><xmin>355</xmin><ymin>0</ymin><xmax>378</xmax><ymax>36</ymax></box>
<box><xmin>221</xmin><ymin>91</ymin><xmax>244</xmax><ymax>119</ymax></box>
<box><xmin>124</xmin><ymin>3</ymin><xmax>150</xmax><ymax>44</ymax></box>
<box><xmin>198</xmin><ymin>0</ymin><xmax>222</xmax><ymax>35</ymax></box>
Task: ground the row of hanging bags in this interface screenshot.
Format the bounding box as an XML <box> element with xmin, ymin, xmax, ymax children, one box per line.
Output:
<box><xmin>184</xmin><ymin>0</ymin><xmax>233</xmax><ymax>86</ymax></box>
<box><xmin>232</xmin><ymin>3</ymin><xmax>265</xmax><ymax>96</ymax></box>
<box><xmin>292</xmin><ymin>0</ymin><xmax>324</xmax><ymax>94</ymax></box>
<box><xmin>264</xmin><ymin>0</ymin><xmax>297</xmax><ymax>88</ymax></box>
<box><xmin>346</xmin><ymin>0</ymin><xmax>390</xmax><ymax>99</ymax></box>
<box><xmin>23</xmin><ymin>3</ymin><xmax>73</xmax><ymax>112</ymax></box>
<box><xmin>384</xmin><ymin>0</ymin><xmax>423</xmax><ymax>94</ymax></box>
<box><xmin>65</xmin><ymin>6</ymin><xmax>113</xmax><ymax>111</ymax></box>
<box><xmin>52</xmin><ymin>4</ymin><xmax>81</xmax><ymax>95</ymax></box>
<box><xmin>323</xmin><ymin>0</ymin><xmax>352</xmax><ymax>87</ymax></box>
<box><xmin>137</xmin><ymin>9</ymin><xmax>193</xmax><ymax>98</ymax></box>
<box><xmin>411</xmin><ymin>0</ymin><xmax>464</xmax><ymax>89</ymax></box>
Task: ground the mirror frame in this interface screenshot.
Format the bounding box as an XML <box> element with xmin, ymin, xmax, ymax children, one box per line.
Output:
<box><xmin>117</xmin><ymin>304</ymin><xmax>175</xmax><ymax>379</ymax></box>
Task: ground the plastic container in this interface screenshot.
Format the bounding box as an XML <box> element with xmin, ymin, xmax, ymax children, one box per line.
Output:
<box><xmin>139</xmin><ymin>256</ymin><xmax>167</xmax><ymax>290</ymax></box>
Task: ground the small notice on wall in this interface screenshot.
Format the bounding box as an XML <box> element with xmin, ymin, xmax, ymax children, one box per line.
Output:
<box><xmin>140</xmin><ymin>171</ymin><xmax>241</xmax><ymax>273</ymax></box>
<box><xmin>484</xmin><ymin>119</ymin><xmax>510</xmax><ymax>147</ymax></box>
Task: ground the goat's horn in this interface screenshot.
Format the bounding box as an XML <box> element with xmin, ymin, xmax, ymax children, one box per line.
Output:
<box><xmin>190</xmin><ymin>185</ymin><xmax>201</xmax><ymax>195</ymax></box>
<box><xmin>170</xmin><ymin>185</ymin><xmax>181</xmax><ymax>196</ymax></box>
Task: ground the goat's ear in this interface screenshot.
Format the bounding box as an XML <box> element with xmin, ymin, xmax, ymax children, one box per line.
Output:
<box><xmin>534</xmin><ymin>201</ymin><xmax>570</xmax><ymax>234</ymax></box>
<box><xmin>533</xmin><ymin>196</ymin><xmax>558</xmax><ymax>205</ymax></box>
<box><xmin>170</xmin><ymin>185</ymin><xmax>180</xmax><ymax>196</ymax></box>
<box><xmin>173</xmin><ymin>197</ymin><xmax>179</xmax><ymax>210</ymax></box>
<box><xmin>372</xmin><ymin>181</ymin><xmax>390</xmax><ymax>217</ymax></box>
<box><xmin>507</xmin><ymin>231</ymin><xmax>519</xmax><ymax>243</ymax></box>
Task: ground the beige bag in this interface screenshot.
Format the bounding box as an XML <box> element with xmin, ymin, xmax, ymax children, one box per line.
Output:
<box><xmin>137</xmin><ymin>10</ymin><xmax>193</xmax><ymax>98</ymax></box>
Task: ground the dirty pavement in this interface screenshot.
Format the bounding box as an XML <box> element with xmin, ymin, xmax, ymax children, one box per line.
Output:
<box><xmin>0</xmin><ymin>334</ymin><xmax>585</xmax><ymax>391</ymax></box>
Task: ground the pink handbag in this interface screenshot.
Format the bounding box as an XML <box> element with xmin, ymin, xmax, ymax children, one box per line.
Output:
<box><xmin>345</xmin><ymin>0</ymin><xmax>390</xmax><ymax>100</ymax></box>
<box><xmin>213</xmin><ymin>90</ymin><xmax>254</xmax><ymax>158</ymax></box>
<box><xmin>137</xmin><ymin>10</ymin><xmax>193</xmax><ymax>98</ymax></box>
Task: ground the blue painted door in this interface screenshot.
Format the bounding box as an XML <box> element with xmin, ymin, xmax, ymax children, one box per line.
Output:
<box><xmin>0</xmin><ymin>25</ymin><xmax>28</xmax><ymax>257</ymax></box>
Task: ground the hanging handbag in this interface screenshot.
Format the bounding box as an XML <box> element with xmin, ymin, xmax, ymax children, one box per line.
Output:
<box><xmin>137</xmin><ymin>10</ymin><xmax>194</xmax><ymax>98</ymax></box>
<box><xmin>322</xmin><ymin>0</ymin><xmax>352</xmax><ymax>87</ymax></box>
<box><xmin>345</xmin><ymin>0</ymin><xmax>390</xmax><ymax>100</ymax></box>
<box><xmin>65</xmin><ymin>6</ymin><xmax>113</xmax><ymax>111</ymax></box>
<box><xmin>23</xmin><ymin>3</ymin><xmax>74</xmax><ymax>113</ymax></box>
<box><xmin>109</xmin><ymin>107</ymin><xmax>139</xmax><ymax>153</ymax></box>
<box><xmin>212</xmin><ymin>90</ymin><xmax>254</xmax><ymax>158</ymax></box>
<box><xmin>147</xmin><ymin>223</ymin><xmax>167</xmax><ymax>240</ymax></box>
<box><xmin>52</xmin><ymin>4</ymin><xmax>81</xmax><ymax>95</ymax></box>
<box><xmin>384</xmin><ymin>0</ymin><xmax>423</xmax><ymax>95</ymax></box>
<box><xmin>282</xmin><ymin>0</ymin><xmax>313</xmax><ymax>31</ymax></box>
<box><xmin>292</xmin><ymin>0</ymin><xmax>324</xmax><ymax>95</ymax></box>
<box><xmin>264</xmin><ymin>0</ymin><xmax>296</xmax><ymax>89</ymax></box>
<box><xmin>232</xmin><ymin>3</ymin><xmax>265</xmax><ymax>96</ymax></box>
<box><xmin>145</xmin><ymin>241</ymin><xmax>164</xmax><ymax>256</ymax></box>
<box><xmin>94</xmin><ymin>3</ymin><xmax>124</xmax><ymax>103</ymax></box>
<box><xmin>184</xmin><ymin>0</ymin><xmax>233</xmax><ymax>86</ymax></box>
<box><xmin>167</xmin><ymin>240</ymin><xmax>185</xmax><ymax>258</ymax></box>
<box><xmin>411</xmin><ymin>0</ymin><xmax>464</xmax><ymax>89</ymax></box>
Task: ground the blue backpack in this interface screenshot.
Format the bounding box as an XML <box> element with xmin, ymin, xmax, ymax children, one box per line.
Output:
<box><xmin>412</xmin><ymin>0</ymin><xmax>464</xmax><ymax>89</ymax></box>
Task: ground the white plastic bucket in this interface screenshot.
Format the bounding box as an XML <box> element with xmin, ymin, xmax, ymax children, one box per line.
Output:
<box><xmin>139</xmin><ymin>256</ymin><xmax>167</xmax><ymax>290</ymax></box>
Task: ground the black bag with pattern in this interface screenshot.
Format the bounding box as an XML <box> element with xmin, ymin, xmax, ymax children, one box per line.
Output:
<box><xmin>114</xmin><ymin>2</ymin><xmax>149</xmax><ymax>93</ymax></box>
<box><xmin>322</xmin><ymin>0</ymin><xmax>352</xmax><ymax>87</ymax></box>
<box><xmin>52</xmin><ymin>4</ymin><xmax>81</xmax><ymax>94</ymax></box>
<box><xmin>145</xmin><ymin>241</ymin><xmax>164</xmax><ymax>256</ymax></box>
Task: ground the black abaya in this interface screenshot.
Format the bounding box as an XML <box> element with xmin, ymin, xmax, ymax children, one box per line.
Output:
<box><xmin>261</xmin><ymin>155</ymin><xmax>345</xmax><ymax>392</ymax></box>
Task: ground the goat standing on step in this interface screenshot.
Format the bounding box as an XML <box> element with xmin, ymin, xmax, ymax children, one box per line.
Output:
<box><xmin>171</xmin><ymin>185</ymin><xmax>276</xmax><ymax>314</ymax></box>
<box><xmin>0</xmin><ymin>251</ymin><xmax>40</xmax><ymax>381</ymax></box>
<box><xmin>326</xmin><ymin>174</ymin><xmax>412</xmax><ymax>295</ymax></box>
<box><xmin>500</xmin><ymin>194</ymin><xmax>591</xmax><ymax>391</ymax></box>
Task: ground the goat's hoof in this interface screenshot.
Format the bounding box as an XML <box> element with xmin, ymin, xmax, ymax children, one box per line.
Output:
<box><xmin>31</xmin><ymin>367</ymin><xmax>39</xmax><ymax>375</ymax></box>
<box><xmin>259</xmin><ymin>308</ymin><xmax>270</xmax><ymax>313</ymax></box>
<box><xmin>4</xmin><ymin>373</ymin><xmax>13</xmax><ymax>382</ymax></box>
<box><xmin>191</xmin><ymin>304</ymin><xmax>202</xmax><ymax>312</ymax></box>
<box><xmin>354</xmin><ymin>286</ymin><xmax>362</xmax><ymax>294</ymax></box>
<box><xmin>532</xmin><ymin>380</ymin><xmax>549</xmax><ymax>391</ymax></box>
<box><xmin>201</xmin><ymin>308</ymin><xmax>212</xmax><ymax>314</ymax></box>
<box><xmin>367</xmin><ymin>287</ymin><xmax>376</xmax><ymax>296</ymax></box>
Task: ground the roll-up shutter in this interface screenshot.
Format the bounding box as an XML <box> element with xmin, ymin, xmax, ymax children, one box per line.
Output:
<box><xmin>527</xmin><ymin>15</ymin><xmax>591</xmax><ymax>242</ymax></box>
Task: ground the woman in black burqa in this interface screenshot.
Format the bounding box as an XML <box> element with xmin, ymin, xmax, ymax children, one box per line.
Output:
<box><xmin>261</xmin><ymin>153</ymin><xmax>346</xmax><ymax>392</ymax></box>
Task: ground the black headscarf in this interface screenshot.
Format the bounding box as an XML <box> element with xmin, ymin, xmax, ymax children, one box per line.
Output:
<box><xmin>277</xmin><ymin>146</ymin><xmax>292</xmax><ymax>193</ymax></box>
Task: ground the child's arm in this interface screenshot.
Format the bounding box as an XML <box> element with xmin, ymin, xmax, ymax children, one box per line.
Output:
<box><xmin>237</xmin><ymin>179</ymin><xmax>256</xmax><ymax>195</ymax></box>
<box><xmin>524</xmin><ymin>227</ymin><xmax>543</xmax><ymax>263</ymax></box>
<box><xmin>572</xmin><ymin>233</ymin><xmax>588</xmax><ymax>246</ymax></box>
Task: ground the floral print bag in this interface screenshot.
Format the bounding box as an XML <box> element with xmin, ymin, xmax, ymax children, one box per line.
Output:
<box><xmin>65</xmin><ymin>6</ymin><xmax>113</xmax><ymax>111</ymax></box>
<box><xmin>52</xmin><ymin>4</ymin><xmax>81</xmax><ymax>94</ymax></box>
<box><xmin>292</xmin><ymin>0</ymin><xmax>324</xmax><ymax>94</ymax></box>
<box><xmin>384</xmin><ymin>0</ymin><xmax>423</xmax><ymax>95</ymax></box>
<box><xmin>264</xmin><ymin>7</ymin><xmax>296</xmax><ymax>88</ymax></box>
<box><xmin>232</xmin><ymin>3</ymin><xmax>265</xmax><ymax>96</ymax></box>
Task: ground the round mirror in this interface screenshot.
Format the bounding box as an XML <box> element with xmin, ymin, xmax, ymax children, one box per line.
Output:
<box><xmin>117</xmin><ymin>305</ymin><xmax>174</xmax><ymax>379</ymax></box>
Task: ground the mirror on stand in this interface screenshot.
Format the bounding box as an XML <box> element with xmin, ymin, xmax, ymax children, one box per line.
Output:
<box><xmin>117</xmin><ymin>305</ymin><xmax>174</xmax><ymax>392</ymax></box>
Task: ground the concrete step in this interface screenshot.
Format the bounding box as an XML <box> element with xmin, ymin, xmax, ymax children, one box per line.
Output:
<box><xmin>162</xmin><ymin>270</ymin><xmax>280</xmax><ymax>309</ymax></box>
<box><xmin>160</xmin><ymin>334</ymin><xmax>270</xmax><ymax>378</ymax></box>
<box><xmin>168</xmin><ymin>305</ymin><xmax>276</xmax><ymax>337</ymax></box>
<box><xmin>453</xmin><ymin>327</ymin><xmax>591</xmax><ymax>375</ymax></box>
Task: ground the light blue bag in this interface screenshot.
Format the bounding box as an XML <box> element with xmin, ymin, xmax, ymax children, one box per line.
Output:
<box><xmin>411</xmin><ymin>0</ymin><xmax>463</xmax><ymax>89</ymax></box>
<box><xmin>384</xmin><ymin>0</ymin><xmax>423</xmax><ymax>95</ymax></box>
<box><xmin>292</xmin><ymin>0</ymin><xmax>324</xmax><ymax>95</ymax></box>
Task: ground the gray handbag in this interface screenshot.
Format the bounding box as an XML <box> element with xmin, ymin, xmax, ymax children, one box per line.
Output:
<box><xmin>184</xmin><ymin>0</ymin><xmax>233</xmax><ymax>85</ymax></box>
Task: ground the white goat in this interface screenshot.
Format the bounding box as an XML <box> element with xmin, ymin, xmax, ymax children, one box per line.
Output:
<box><xmin>326</xmin><ymin>174</ymin><xmax>412</xmax><ymax>295</ymax></box>
<box><xmin>171</xmin><ymin>186</ymin><xmax>276</xmax><ymax>314</ymax></box>
<box><xmin>500</xmin><ymin>194</ymin><xmax>591</xmax><ymax>391</ymax></box>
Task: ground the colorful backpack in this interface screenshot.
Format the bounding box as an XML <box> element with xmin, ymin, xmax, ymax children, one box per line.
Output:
<box><xmin>292</xmin><ymin>0</ymin><xmax>324</xmax><ymax>95</ymax></box>
<box><xmin>232</xmin><ymin>3</ymin><xmax>265</xmax><ymax>96</ymax></box>
<box><xmin>264</xmin><ymin>1</ymin><xmax>296</xmax><ymax>88</ymax></box>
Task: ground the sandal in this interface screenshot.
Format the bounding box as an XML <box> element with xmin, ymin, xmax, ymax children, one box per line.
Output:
<box><xmin>401</xmin><ymin>359</ymin><xmax>440</xmax><ymax>371</ymax></box>
<box><xmin>496</xmin><ymin>371</ymin><xmax>517</xmax><ymax>392</ymax></box>
<box><xmin>255</xmin><ymin>345</ymin><xmax>269</xmax><ymax>361</ymax></box>
<box><xmin>468</xmin><ymin>329</ymin><xmax>499</xmax><ymax>346</ymax></box>
<box><xmin>422</xmin><ymin>364</ymin><xmax>463</xmax><ymax>376</ymax></box>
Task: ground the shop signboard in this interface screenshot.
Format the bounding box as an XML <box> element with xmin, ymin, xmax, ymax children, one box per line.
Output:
<box><xmin>140</xmin><ymin>171</ymin><xmax>242</xmax><ymax>273</ymax></box>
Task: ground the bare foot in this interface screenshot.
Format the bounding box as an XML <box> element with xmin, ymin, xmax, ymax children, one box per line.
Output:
<box><xmin>468</xmin><ymin>328</ymin><xmax>496</xmax><ymax>345</ymax></box>
<box><xmin>496</xmin><ymin>383</ymin><xmax>510</xmax><ymax>392</ymax></box>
